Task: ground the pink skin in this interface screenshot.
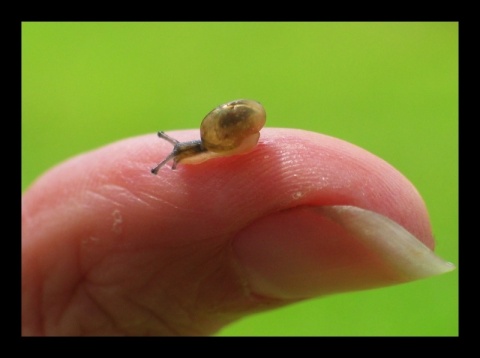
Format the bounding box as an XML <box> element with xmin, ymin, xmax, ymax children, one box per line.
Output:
<box><xmin>22</xmin><ymin>128</ymin><xmax>433</xmax><ymax>336</ymax></box>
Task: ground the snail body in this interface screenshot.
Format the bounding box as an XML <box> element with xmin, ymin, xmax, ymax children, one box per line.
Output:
<box><xmin>151</xmin><ymin>99</ymin><xmax>266</xmax><ymax>174</ymax></box>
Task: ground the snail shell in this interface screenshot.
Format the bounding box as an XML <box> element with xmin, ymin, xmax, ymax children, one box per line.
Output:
<box><xmin>151</xmin><ymin>99</ymin><xmax>266</xmax><ymax>174</ymax></box>
<box><xmin>200</xmin><ymin>99</ymin><xmax>266</xmax><ymax>154</ymax></box>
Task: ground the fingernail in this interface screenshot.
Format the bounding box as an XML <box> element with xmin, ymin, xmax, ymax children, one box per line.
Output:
<box><xmin>233</xmin><ymin>205</ymin><xmax>455</xmax><ymax>300</ymax></box>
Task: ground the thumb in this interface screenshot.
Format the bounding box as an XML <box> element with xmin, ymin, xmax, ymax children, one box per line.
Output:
<box><xmin>22</xmin><ymin>128</ymin><xmax>454</xmax><ymax>336</ymax></box>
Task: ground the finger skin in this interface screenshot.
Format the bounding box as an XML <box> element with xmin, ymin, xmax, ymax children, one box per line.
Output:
<box><xmin>22</xmin><ymin>128</ymin><xmax>433</xmax><ymax>335</ymax></box>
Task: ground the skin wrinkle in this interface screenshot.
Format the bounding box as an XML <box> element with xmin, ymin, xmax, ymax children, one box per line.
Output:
<box><xmin>79</xmin><ymin>235</ymin><xmax>213</xmax><ymax>334</ymax></box>
<box><xmin>76</xmin><ymin>237</ymin><xmax>217</xmax><ymax>335</ymax></box>
<box><xmin>77</xmin><ymin>218</ymin><xmax>118</xmax><ymax>281</ymax></box>
<box><xmin>60</xmin><ymin>265</ymin><xmax>91</xmax><ymax>335</ymax></box>
<box><xmin>137</xmin><ymin>257</ymin><xmax>193</xmax><ymax>323</ymax></box>
<box><xmin>135</xmin><ymin>235</ymin><xmax>280</xmax><ymax>333</ymax></box>
<box><xmin>88</xmin><ymin>274</ymin><xmax>177</xmax><ymax>335</ymax></box>
<box><xmin>80</xmin><ymin>283</ymin><xmax>124</xmax><ymax>335</ymax></box>
<box><xmin>136</xmin><ymin>189</ymin><xmax>186</xmax><ymax>211</ymax></box>
<box><xmin>74</xmin><ymin>230</ymin><xmax>166</xmax><ymax>335</ymax></box>
<box><xmin>60</xmin><ymin>285</ymin><xmax>94</xmax><ymax>335</ymax></box>
<box><xmin>82</xmin><ymin>184</ymin><xmax>149</xmax><ymax>211</ymax></box>
<box><xmin>81</xmin><ymin>189</ymin><xmax>125</xmax><ymax>212</ymax></box>
<box><xmin>102</xmin><ymin>184</ymin><xmax>159</xmax><ymax>210</ymax></box>
<box><xmin>39</xmin><ymin>237</ymin><xmax>81</xmax><ymax>335</ymax></box>
<box><xmin>158</xmin><ymin>241</ymin><xmax>231</xmax><ymax>328</ymax></box>
<box><xmin>96</xmin><ymin>165</ymin><xmax>232</xmax><ymax>215</ymax></box>
<box><xmin>91</xmin><ymin>288</ymin><xmax>141</xmax><ymax>335</ymax></box>
<box><xmin>58</xmin><ymin>243</ymin><xmax>93</xmax><ymax>334</ymax></box>
<box><xmin>121</xmin><ymin>295</ymin><xmax>183</xmax><ymax>336</ymax></box>
<box><xmin>195</xmin><ymin>244</ymin><xmax>252</xmax><ymax>312</ymax></box>
<box><xmin>77</xmin><ymin>180</ymin><xmax>204</xmax><ymax>279</ymax></box>
<box><xmin>187</xmin><ymin>245</ymin><xmax>224</xmax><ymax>308</ymax></box>
<box><xmin>136</xmin><ymin>186</ymin><xmax>220</xmax><ymax>215</ymax></box>
<box><xmin>78</xmin><ymin>237</ymin><xmax>114</xmax><ymax>286</ymax></box>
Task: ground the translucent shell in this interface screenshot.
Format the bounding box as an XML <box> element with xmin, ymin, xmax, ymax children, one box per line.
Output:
<box><xmin>151</xmin><ymin>99</ymin><xmax>266</xmax><ymax>174</ymax></box>
<box><xmin>200</xmin><ymin>99</ymin><xmax>266</xmax><ymax>154</ymax></box>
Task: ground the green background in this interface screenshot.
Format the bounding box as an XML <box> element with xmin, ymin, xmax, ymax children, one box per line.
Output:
<box><xmin>22</xmin><ymin>22</ymin><xmax>458</xmax><ymax>336</ymax></box>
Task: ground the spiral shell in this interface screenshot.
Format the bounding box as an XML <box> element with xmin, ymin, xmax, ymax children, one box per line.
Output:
<box><xmin>200</xmin><ymin>99</ymin><xmax>266</xmax><ymax>154</ymax></box>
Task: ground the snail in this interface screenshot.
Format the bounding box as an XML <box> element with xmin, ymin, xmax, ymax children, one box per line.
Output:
<box><xmin>151</xmin><ymin>99</ymin><xmax>266</xmax><ymax>174</ymax></box>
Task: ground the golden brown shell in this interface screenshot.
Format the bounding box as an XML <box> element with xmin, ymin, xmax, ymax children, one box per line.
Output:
<box><xmin>200</xmin><ymin>99</ymin><xmax>266</xmax><ymax>153</ymax></box>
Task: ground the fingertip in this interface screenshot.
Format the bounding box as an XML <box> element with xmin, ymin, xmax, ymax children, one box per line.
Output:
<box><xmin>233</xmin><ymin>205</ymin><xmax>453</xmax><ymax>300</ymax></box>
<box><xmin>22</xmin><ymin>127</ymin><xmax>444</xmax><ymax>335</ymax></box>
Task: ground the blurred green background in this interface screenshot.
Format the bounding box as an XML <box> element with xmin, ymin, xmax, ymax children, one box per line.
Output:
<box><xmin>22</xmin><ymin>22</ymin><xmax>458</xmax><ymax>336</ymax></box>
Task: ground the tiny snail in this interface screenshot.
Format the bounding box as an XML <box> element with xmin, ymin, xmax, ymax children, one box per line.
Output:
<box><xmin>151</xmin><ymin>99</ymin><xmax>266</xmax><ymax>174</ymax></box>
